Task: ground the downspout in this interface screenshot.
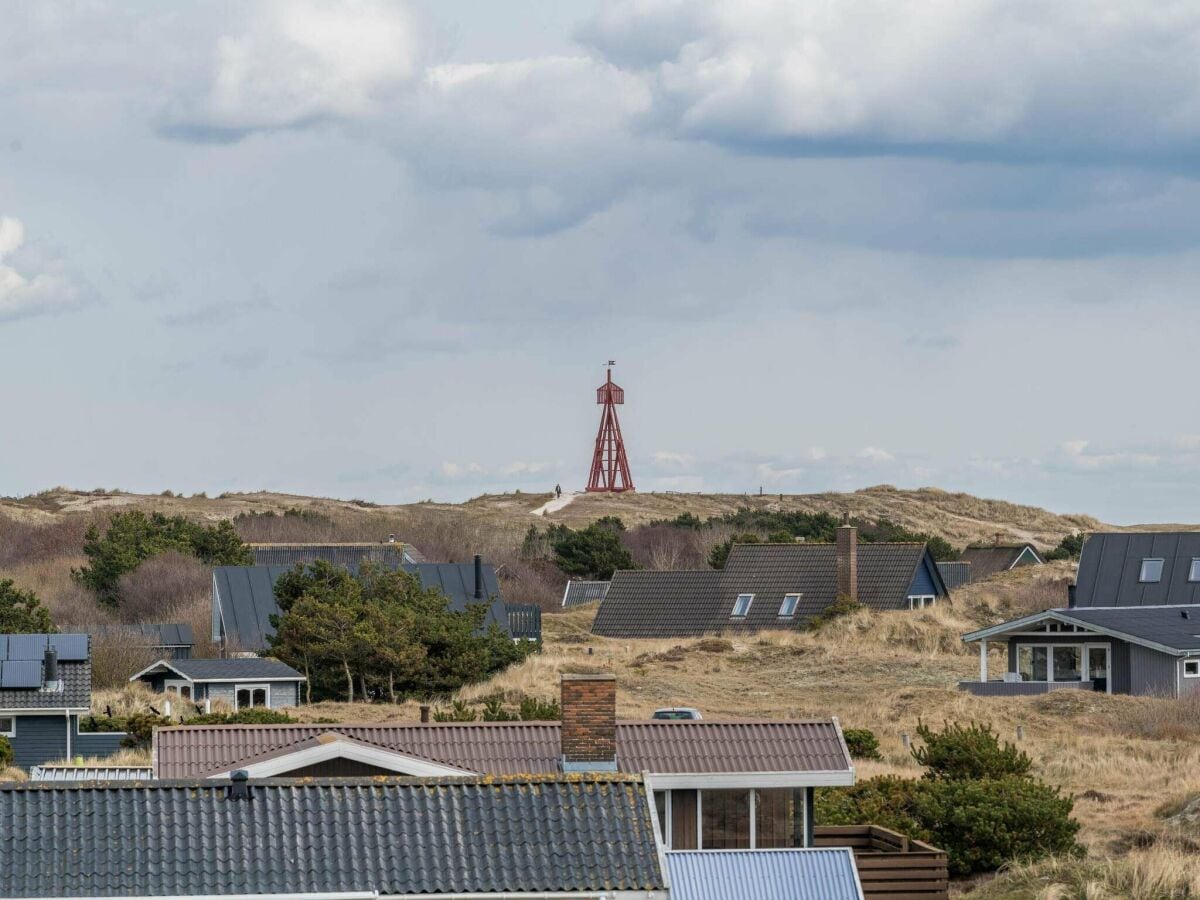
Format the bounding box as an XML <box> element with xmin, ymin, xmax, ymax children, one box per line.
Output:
<box><xmin>65</xmin><ymin>710</ymin><xmax>72</xmax><ymax>761</ymax></box>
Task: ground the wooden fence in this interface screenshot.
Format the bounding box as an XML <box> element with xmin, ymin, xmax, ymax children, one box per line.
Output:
<box><xmin>814</xmin><ymin>825</ymin><xmax>948</xmax><ymax>900</ymax></box>
<box><xmin>505</xmin><ymin>603</ymin><xmax>542</xmax><ymax>641</ymax></box>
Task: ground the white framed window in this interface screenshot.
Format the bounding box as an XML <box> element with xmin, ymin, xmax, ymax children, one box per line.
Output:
<box><xmin>731</xmin><ymin>594</ymin><xmax>754</xmax><ymax>617</ymax></box>
<box><xmin>235</xmin><ymin>684</ymin><xmax>270</xmax><ymax>710</ymax></box>
<box><xmin>164</xmin><ymin>679</ymin><xmax>193</xmax><ymax>701</ymax></box>
<box><xmin>1189</xmin><ymin>559</ymin><xmax>1200</xmax><ymax>583</ymax></box>
<box><xmin>1186</xmin><ymin>660</ymin><xmax>1200</xmax><ymax>678</ymax></box>
<box><xmin>908</xmin><ymin>595</ymin><xmax>936</xmax><ymax>610</ymax></box>
<box><xmin>778</xmin><ymin>594</ymin><xmax>800</xmax><ymax>618</ymax></box>
<box><xmin>1140</xmin><ymin>558</ymin><xmax>1165</xmax><ymax>583</ymax></box>
<box><xmin>0</xmin><ymin>716</ymin><xmax>14</xmax><ymax>737</ymax></box>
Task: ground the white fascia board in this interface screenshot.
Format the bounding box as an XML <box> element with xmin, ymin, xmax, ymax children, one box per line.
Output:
<box><xmin>963</xmin><ymin>610</ymin><xmax>1192</xmax><ymax>657</ymax></box>
<box><xmin>128</xmin><ymin>660</ymin><xmax>187</xmax><ymax>682</ymax></box>
<box><xmin>0</xmin><ymin>707</ymin><xmax>89</xmax><ymax>715</ymax></box>
<box><xmin>181</xmin><ymin>676</ymin><xmax>303</xmax><ymax>683</ymax></box>
<box><xmin>206</xmin><ymin>740</ymin><xmax>477</xmax><ymax>779</ymax></box>
<box><xmin>647</xmin><ymin>770</ymin><xmax>855</xmax><ymax>789</ymax></box>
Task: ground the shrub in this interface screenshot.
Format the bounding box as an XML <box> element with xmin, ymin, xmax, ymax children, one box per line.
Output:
<box><xmin>518</xmin><ymin>695</ymin><xmax>561</xmax><ymax>721</ymax></box>
<box><xmin>78</xmin><ymin>715</ymin><xmax>127</xmax><ymax>733</ymax></box>
<box><xmin>480</xmin><ymin>694</ymin><xmax>518</xmax><ymax>721</ymax></box>
<box><xmin>0</xmin><ymin>579</ymin><xmax>55</xmax><ymax>633</ymax></box>
<box><xmin>433</xmin><ymin>700</ymin><xmax>477</xmax><ymax>722</ymax></box>
<box><xmin>182</xmin><ymin>709</ymin><xmax>295</xmax><ymax>726</ymax></box>
<box><xmin>843</xmin><ymin>728</ymin><xmax>882</xmax><ymax>760</ymax></box>
<box><xmin>913</xmin><ymin>720</ymin><xmax>1031</xmax><ymax>780</ymax></box>
<box><xmin>121</xmin><ymin>713</ymin><xmax>172</xmax><ymax>749</ymax></box>
<box><xmin>815</xmin><ymin>776</ymin><xmax>931</xmax><ymax>841</ymax></box>
<box><xmin>0</xmin><ymin>735</ymin><xmax>13</xmax><ymax>768</ymax></box>
<box><xmin>912</xmin><ymin>777</ymin><xmax>1082</xmax><ymax>876</ymax></box>
<box><xmin>806</xmin><ymin>596</ymin><xmax>864</xmax><ymax>632</ymax></box>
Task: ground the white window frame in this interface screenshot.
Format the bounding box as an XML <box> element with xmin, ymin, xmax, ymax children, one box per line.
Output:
<box><xmin>1015</xmin><ymin>642</ymin><xmax>1110</xmax><ymax>691</ymax></box>
<box><xmin>1140</xmin><ymin>558</ymin><xmax>1165</xmax><ymax>583</ymax></box>
<box><xmin>731</xmin><ymin>594</ymin><xmax>754</xmax><ymax>618</ymax></box>
<box><xmin>778</xmin><ymin>594</ymin><xmax>800</xmax><ymax>618</ymax></box>
<box><xmin>1189</xmin><ymin>559</ymin><xmax>1200</xmax><ymax>583</ymax></box>
<box><xmin>1185</xmin><ymin>660</ymin><xmax>1200</xmax><ymax>678</ymax></box>
<box><xmin>234</xmin><ymin>683</ymin><xmax>271</xmax><ymax>711</ymax></box>
<box><xmin>164</xmin><ymin>679</ymin><xmax>194</xmax><ymax>701</ymax></box>
<box><xmin>908</xmin><ymin>595</ymin><xmax>936</xmax><ymax>610</ymax></box>
<box><xmin>0</xmin><ymin>716</ymin><xmax>14</xmax><ymax>737</ymax></box>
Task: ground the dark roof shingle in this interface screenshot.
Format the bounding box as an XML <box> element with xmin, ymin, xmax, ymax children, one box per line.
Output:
<box><xmin>140</xmin><ymin>657</ymin><xmax>304</xmax><ymax>682</ymax></box>
<box><xmin>1076</xmin><ymin>532</ymin><xmax>1200</xmax><ymax>608</ymax></box>
<box><xmin>958</xmin><ymin>544</ymin><xmax>1042</xmax><ymax>580</ymax></box>
<box><xmin>0</xmin><ymin>775</ymin><xmax>666</xmax><ymax>897</ymax></box>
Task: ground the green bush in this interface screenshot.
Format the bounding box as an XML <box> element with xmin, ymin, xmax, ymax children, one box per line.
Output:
<box><xmin>480</xmin><ymin>694</ymin><xmax>518</xmax><ymax>721</ymax></box>
<box><xmin>79</xmin><ymin>715</ymin><xmax>127</xmax><ymax>733</ymax></box>
<box><xmin>815</xmin><ymin>775</ymin><xmax>930</xmax><ymax>841</ymax></box>
<box><xmin>913</xmin><ymin>720</ymin><xmax>1031</xmax><ymax>780</ymax></box>
<box><xmin>843</xmin><ymin>728</ymin><xmax>882</xmax><ymax>760</ymax></box>
<box><xmin>518</xmin><ymin>695</ymin><xmax>561</xmax><ymax>721</ymax></box>
<box><xmin>0</xmin><ymin>735</ymin><xmax>13</xmax><ymax>768</ymax></box>
<box><xmin>433</xmin><ymin>700</ymin><xmax>477</xmax><ymax>722</ymax></box>
<box><xmin>806</xmin><ymin>596</ymin><xmax>864</xmax><ymax>631</ymax></box>
<box><xmin>121</xmin><ymin>713</ymin><xmax>173</xmax><ymax>749</ymax></box>
<box><xmin>182</xmin><ymin>708</ymin><xmax>295</xmax><ymax>726</ymax></box>
<box><xmin>0</xmin><ymin>579</ymin><xmax>55</xmax><ymax>633</ymax></box>
<box><xmin>912</xmin><ymin>777</ymin><xmax>1081</xmax><ymax>876</ymax></box>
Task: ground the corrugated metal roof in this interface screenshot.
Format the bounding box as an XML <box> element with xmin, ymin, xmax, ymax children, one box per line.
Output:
<box><xmin>594</xmin><ymin>542</ymin><xmax>944</xmax><ymax>638</ymax></box>
<box><xmin>666</xmin><ymin>849</ymin><xmax>864</xmax><ymax>900</ymax></box>
<box><xmin>141</xmin><ymin>657</ymin><xmax>304</xmax><ymax>681</ymax></box>
<box><xmin>154</xmin><ymin>719</ymin><xmax>852</xmax><ymax>779</ymax></box>
<box><xmin>959</xmin><ymin>544</ymin><xmax>1042</xmax><ymax>580</ymax></box>
<box><xmin>214</xmin><ymin>562</ymin><xmax>509</xmax><ymax>652</ymax></box>
<box><xmin>1076</xmin><ymin>532</ymin><xmax>1200</xmax><ymax>608</ymax></box>
<box><xmin>562</xmin><ymin>580</ymin><xmax>611</xmax><ymax>607</ymax></box>
<box><xmin>0</xmin><ymin>774</ymin><xmax>666</xmax><ymax>898</ymax></box>
<box><xmin>936</xmin><ymin>561</ymin><xmax>972</xmax><ymax>591</ymax></box>
<box><xmin>29</xmin><ymin>766</ymin><xmax>153</xmax><ymax>782</ymax></box>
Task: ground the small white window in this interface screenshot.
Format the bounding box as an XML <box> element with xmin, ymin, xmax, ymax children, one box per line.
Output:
<box><xmin>235</xmin><ymin>684</ymin><xmax>270</xmax><ymax>710</ymax></box>
<box><xmin>731</xmin><ymin>594</ymin><xmax>754</xmax><ymax>617</ymax></box>
<box><xmin>779</xmin><ymin>594</ymin><xmax>800</xmax><ymax>617</ymax></box>
<box><xmin>1189</xmin><ymin>559</ymin><xmax>1200</xmax><ymax>583</ymax></box>
<box><xmin>1140</xmin><ymin>558</ymin><xmax>1164</xmax><ymax>583</ymax></box>
<box><xmin>0</xmin><ymin>717</ymin><xmax>14</xmax><ymax>736</ymax></box>
<box><xmin>164</xmin><ymin>679</ymin><xmax>193</xmax><ymax>701</ymax></box>
<box><xmin>1186</xmin><ymin>661</ymin><xmax>1200</xmax><ymax>678</ymax></box>
<box><xmin>908</xmin><ymin>596</ymin><xmax>935</xmax><ymax>610</ymax></box>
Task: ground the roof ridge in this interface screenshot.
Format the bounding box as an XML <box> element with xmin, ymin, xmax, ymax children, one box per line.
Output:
<box><xmin>0</xmin><ymin>773</ymin><xmax>647</xmax><ymax>791</ymax></box>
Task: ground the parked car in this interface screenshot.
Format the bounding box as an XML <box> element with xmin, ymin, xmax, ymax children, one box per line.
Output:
<box><xmin>651</xmin><ymin>707</ymin><xmax>703</xmax><ymax>720</ymax></box>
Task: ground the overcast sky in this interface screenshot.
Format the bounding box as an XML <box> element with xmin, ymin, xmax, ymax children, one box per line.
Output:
<box><xmin>3</xmin><ymin>1</ymin><xmax>1200</xmax><ymax>524</ymax></box>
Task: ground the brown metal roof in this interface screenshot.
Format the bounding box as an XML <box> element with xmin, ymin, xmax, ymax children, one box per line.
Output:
<box><xmin>154</xmin><ymin>719</ymin><xmax>851</xmax><ymax>779</ymax></box>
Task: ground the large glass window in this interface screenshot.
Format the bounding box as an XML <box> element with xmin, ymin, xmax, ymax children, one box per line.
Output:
<box><xmin>1018</xmin><ymin>646</ymin><xmax>1048</xmax><ymax>681</ymax></box>
<box><xmin>236</xmin><ymin>685</ymin><xmax>268</xmax><ymax>710</ymax></box>
<box><xmin>654</xmin><ymin>791</ymin><xmax>667</xmax><ymax>838</ymax></box>
<box><xmin>755</xmin><ymin>789</ymin><xmax>804</xmax><ymax>849</ymax></box>
<box><xmin>1053</xmin><ymin>646</ymin><xmax>1083</xmax><ymax>681</ymax></box>
<box><xmin>701</xmin><ymin>789</ymin><xmax>751</xmax><ymax>849</ymax></box>
<box><xmin>1140</xmin><ymin>558</ymin><xmax>1164</xmax><ymax>583</ymax></box>
<box><xmin>671</xmin><ymin>789</ymin><xmax>698</xmax><ymax>850</ymax></box>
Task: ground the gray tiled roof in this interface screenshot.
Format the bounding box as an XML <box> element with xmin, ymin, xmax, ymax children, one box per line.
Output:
<box><xmin>154</xmin><ymin>719</ymin><xmax>853</xmax><ymax>780</ymax></box>
<box><xmin>959</xmin><ymin>544</ymin><xmax>1042</xmax><ymax>580</ymax></box>
<box><xmin>1076</xmin><ymin>532</ymin><xmax>1200</xmax><ymax>608</ymax></box>
<box><xmin>593</xmin><ymin>542</ymin><xmax>942</xmax><ymax>638</ymax></box>
<box><xmin>214</xmin><ymin>562</ymin><xmax>509</xmax><ymax>652</ymax></box>
<box><xmin>666</xmin><ymin>849</ymin><xmax>864</xmax><ymax>900</ymax></box>
<box><xmin>936</xmin><ymin>561</ymin><xmax>972</xmax><ymax>591</ymax></box>
<box><xmin>562</xmin><ymin>580</ymin><xmax>611</xmax><ymax>607</ymax></box>
<box><xmin>0</xmin><ymin>775</ymin><xmax>666</xmax><ymax>898</ymax></box>
<box><xmin>251</xmin><ymin>543</ymin><xmax>409</xmax><ymax>569</ymax></box>
<box><xmin>0</xmin><ymin>633</ymin><xmax>90</xmax><ymax>711</ymax></box>
<box><xmin>141</xmin><ymin>657</ymin><xmax>303</xmax><ymax>682</ymax></box>
<box><xmin>1059</xmin><ymin>606</ymin><xmax>1200</xmax><ymax>652</ymax></box>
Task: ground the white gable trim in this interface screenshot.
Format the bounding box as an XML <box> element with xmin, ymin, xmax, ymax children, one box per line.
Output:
<box><xmin>963</xmin><ymin>609</ymin><xmax>1193</xmax><ymax>656</ymax></box>
<box><xmin>647</xmin><ymin>770</ymin><xmax>855</xmax><ymax>789</ymax></box>
<box><xmin>1011</xmin><ymin>546</ymin><xmax>1044</xmax><ymax>568</ymax></box>
<box><xmin>128</xmin><ymin>660</ymin><xmax>189</xmax><ymax>682</ymax></box>
<box><xmin>206</xmin><ymin>736</ymin><xmax>478</xmax><ymax>779</ymax></box>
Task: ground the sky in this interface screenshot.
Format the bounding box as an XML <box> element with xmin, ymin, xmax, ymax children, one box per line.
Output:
<box><xmin>2</xmin><ymin>1</ymin><xmax>1200</xmax><ymax>524</ymax></box>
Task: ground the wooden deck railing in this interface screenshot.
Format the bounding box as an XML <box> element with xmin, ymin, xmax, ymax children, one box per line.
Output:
<box><xmin>814</xmin><ymin>825</ymin><xmax>949</xmax><ymax>900</ymax></box>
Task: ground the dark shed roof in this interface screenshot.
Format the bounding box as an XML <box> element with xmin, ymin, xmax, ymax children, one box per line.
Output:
<box><xmin>562</xmin><ymin>580</ymin><xmax>611</xmax><ymax>607</ymax></box>
<box><xmin>154</xmin><ymin>719</ymin><xmax>853</xmax><ymax>780</ymax></box>
<box><xmin>593</xmin><ymin>542</ymin><xmax>944</xmax><ymax>638</ymax></box>
<box><xmin>958</xmin><ymin>544</ymin><xmax>1043</xmax><ymax>580</ymax></box>
<box><xmin>135</xmin><ymin>657</ymin><xmax>304</xmax><ymax>682</ymax></box>
<box><xmin>1075</xmin><ymin>532</ymin><xmax>1200</xmax><ymax>607</ymax></box>
<box><xmin>251</xmin><ymin>542</ymin><xmax>410</xmax><ymax>568</ymax></box>
<box><xmin>89</xmin><ymin>622</ymin><xmax>194</xmax><ymax>647</ymax></box>
<box><xmin>0</xmin><ymin>775</ymin><xmax>666</xmax><ymax>897</ymax></box>
<box><xmin>214</xmin><ymin>562</ymin><xmax>508</xmax><ymax>652</ymax></box>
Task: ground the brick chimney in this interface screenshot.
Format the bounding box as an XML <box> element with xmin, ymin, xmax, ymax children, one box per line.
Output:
<box><xmin>836</xmin><ymin>524</ymin><xmax>858</xmax><ymax>602</ymax></box>
<box><xmin>560</xmin><ymin>674</ymin><xmax>617</xmax><ymax>772</ymax></box>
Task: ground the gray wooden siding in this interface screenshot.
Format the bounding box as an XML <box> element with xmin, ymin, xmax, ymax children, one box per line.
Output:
<box><xmin>1003</xmin><ymin>635</ymin><xmax>1129</xmax><ymax>694</ymax></box>
<box><xmin>1178</xmin><ymin>660</ymin><xmax>1200</xmax><ymax>697</ymax></box>
<box><xmin>1129</xmin><ymin>644</ymin><xmax>1178</xmax><ymax>697</ymax></box>
<box><xmin>206</xmin><ymin>683</ymin><xmax>236</xmax><ymax>708</ymax></box>
<box><xmin>10</xmin><ymin>715</ymin><xmax>69</xmax><ymax>769</ymax></box>
<box><xmin>270</xmin><ymin>681</ymin><xmax>299</xmax><ymax>708</ymax></box>
<box><xmin>74</xmin><ymin>730</ymin><xmax>125</xmax><ymax>759</ymax></box>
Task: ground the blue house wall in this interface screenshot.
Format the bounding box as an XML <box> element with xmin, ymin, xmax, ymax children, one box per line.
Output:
<box><xmin>9</xmin><ymin>716</ymin><xmax>70</xmax><ymax>769</ymax></box>
<box><xmin>906</xmin><ymin>555</ymin><xmax>943</xmax><ymax>597</ymax></box>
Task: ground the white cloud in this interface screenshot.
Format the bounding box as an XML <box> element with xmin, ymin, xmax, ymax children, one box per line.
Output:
<box><xmin>1058</xmin><ymin>439</ymin><xmax>1159</xmax><ymax>471</ymax></box>
<box><xmin>857</xmin><ymin>446</ymin><xmax>895</xmax><ymax>464</ymax></box>
<box><xmin>500</xmin><ymin>461</ymin><xmax>550</xmax><ymax>476</ymax></box>
<box><xmin>439</xmin><ymin>461</ymin><xmax>486</xmax><ymax>479</ymax></box>
<box><xmin>652</xmin><ymin>450</ymin><xmax>695</xmax><ymax>467</ymax></box>
<box><xmin>0</xmin><ymin>217</ymin><xmax>85</xmax><ymax>322</ymax></box>
<box><xmin>164</xmin><ymin>0</ymin><xmax>423</xmax><ymax>137</ymax></box>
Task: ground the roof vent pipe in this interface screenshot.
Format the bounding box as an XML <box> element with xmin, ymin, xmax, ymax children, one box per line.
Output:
<box><xmin>474</xmin><ymin>554</ymin><xmax>483</xmax><ymax>600</ymax></box>
<box><xmin>43</xmin><ymin>647</ymin><xmax>58</xmax><ymax>687</ymax></box>
<box><xmin>1067</xmin><ymin>584</ymin><xmax>1077</xmax><ymax>608</ymax></box>
<box><xmin>388</xmin><ymin>534</ymin><xmax>396</xmax><ymax>544</ymax></box>
<box><xmin>228</xmin><ymin>770</ymin><xmax>251</xmax><ymax>801</ymax></box>
<box><xmin>1183</xmin><ymin>610</ymin><xmax>1191</xmax><ymax>620</ymax></box>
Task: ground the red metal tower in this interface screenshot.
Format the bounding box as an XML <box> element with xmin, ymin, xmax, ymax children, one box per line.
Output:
<box><xmin>586</xmin><ymin>361</ymin><xmax>635</xmax><ymax>493</ymax></box>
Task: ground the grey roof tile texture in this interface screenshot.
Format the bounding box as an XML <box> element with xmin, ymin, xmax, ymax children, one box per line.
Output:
<box><xmin>593</xmin><ymin>542</ymin><xmax>942</xmax><ymax>638</ymax></box>
<box><xmin>937</xmin><ymin>561</ymin><xmax>972</xmax><ymax>591</ymax></box>
<box><xmin>148</xmin><ymin>657</ymin><xmax>304</xmax><ymax>681</ymax></box>
<box><xmin>89</xmin><ymin>622</ymin><xmax>194</xmax><ymax>647</ymax></box>
<box><xmin>562</xmin><ymin>580</ymin><xmax>611</xmax><ymax>607</ymax></box>
<box><xmin>215</xmin><ymin>562</ymin><xmax>509</xmax><ymax>652</ymax></box>
<box><xmin>1076</xmin><ymin>532</ymin><xmax>1200</xmax><ymax>608</ymax></box>
<box><xmin>0</xmin><ymin>633</ymin><xmax>90</xmax><ymax>710</ymax></box>
<box><xmin>0</xmin><ymin>775</ymin><xmax>666</xmax><ymax>898</ymax></box>
<box><xmin>154</xmin><ymin>719</ymin><xmax>853</xmax><ymax>779</ymax></box>
<box><xmin>1055</xmin><ymin>605</ymin><xmax>1200</xmax><ymax>652</ymax></box>
<box><xmin>959</xmin><ymin>544</ymin><xmax>1042</xmax><ymax>580</ymax></box>
<box><xmin>666</xmin><ymin>849</ymin><xmax>864</xmax><ymax>900</ymax></box>
<box><xmin>251</xmin><ymin>543</ymin><xmax>408</xmax><ymax>569</ymax></box>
